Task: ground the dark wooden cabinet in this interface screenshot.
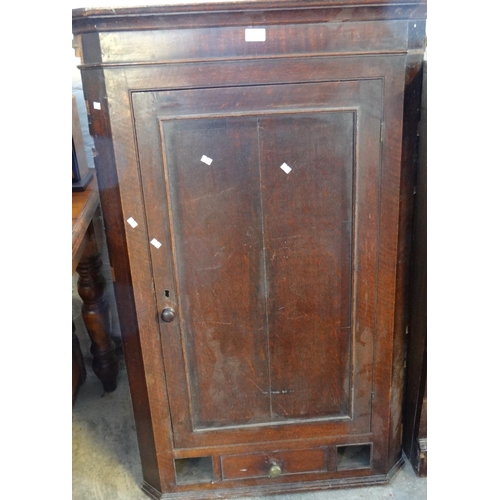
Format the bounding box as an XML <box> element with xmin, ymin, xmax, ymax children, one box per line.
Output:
<box><xmin>73</xmin><ymin>1</ymin><xmax>426</xmax><ymax>498</ymax></box>
<box><xmin>403</xmin><ymin>60</ymin><xmax>427</xmax><ymax>477</ymax></box>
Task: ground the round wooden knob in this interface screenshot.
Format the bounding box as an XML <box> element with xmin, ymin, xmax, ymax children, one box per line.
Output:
<box><xmin>268</xmin><ymin>462</ymin><xmax>282</xmax><ymax>477</ymax></box>
<box><xmin>160</xmin><ymin>307</ymin><xmax>176</xmax><ymax>322</ymax></box>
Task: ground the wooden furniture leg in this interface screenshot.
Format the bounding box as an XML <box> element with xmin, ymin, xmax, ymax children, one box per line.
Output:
<box><xmin>72</xmin><ymin>321</ymin><xmax>87</xmax><ymax>405</ymax></box>
<box><xmin>76</xmin><ymin>221</ymin><xmax>119</xmax><ymax>392</ymax></box>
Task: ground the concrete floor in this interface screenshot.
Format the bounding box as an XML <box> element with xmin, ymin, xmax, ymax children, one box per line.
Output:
<box><xmin>72</xmin><ymin>345</ymin><xmax>427</xmax><ymax>500</ymax></box>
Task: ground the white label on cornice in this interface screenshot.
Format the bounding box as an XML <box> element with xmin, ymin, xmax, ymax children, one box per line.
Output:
<box><xmin>245</xmin><ymin>28</ymin><xmax>266</xmax><ymax>42</ymax></box>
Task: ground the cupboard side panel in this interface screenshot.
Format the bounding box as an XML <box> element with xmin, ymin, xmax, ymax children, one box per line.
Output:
<box><xmin>81</xmin><ymin>68</ymin><xmax>165</xmax><ymax>491</ymax></box>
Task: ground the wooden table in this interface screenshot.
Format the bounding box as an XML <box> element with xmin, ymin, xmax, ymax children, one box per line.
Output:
<box><xmin>72</xmin><ymin>175</ymin><xmax>118</xmax><ymax>405</ymax></box>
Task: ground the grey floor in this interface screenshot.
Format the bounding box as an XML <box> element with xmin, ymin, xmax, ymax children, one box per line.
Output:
<box><xmin>72</xmin><ymin>344</ymin><xmax>427</xmax><ymax>500</ymax></box>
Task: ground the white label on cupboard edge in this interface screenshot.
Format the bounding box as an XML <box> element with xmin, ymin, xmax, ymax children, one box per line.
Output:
<box><xmin>200</xmin><ymin>155</ymin><xmax>213</xmax><ymax>165</ymax></box>
<box><xmin>280</xmin><ymin>162</ymin><xmax>292</xmax><ymax>174</ymax></box>
<box><xmin>127</xmin><ymin>217</ymin><xmax>138</xmax><ymax>228</ymax></box>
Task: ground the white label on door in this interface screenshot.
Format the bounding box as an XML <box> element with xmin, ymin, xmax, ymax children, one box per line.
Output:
<box><xmin>150</xmin><ymin>238</ymin><xmax>162</xmax><ymax>249</ymax></box>
<box><xmin>280</xmin><ymin>162</ymin><xmax>292</xmax><ymax>174</ymax></box>
<box><xmin>93</xmin><ymin>101</ymin><xmax>101</xmax><ymax>110</ymax></box>
<box><xmin>245</xmin><ymin>28</ymin><xmax>266</xmax><ymax>42</ymax></box>
<box><xmin>201</xmin><ymin>155</ymin><xmax>213</xmax><ymax>165</ymax></box>
<box><xmin>127</xmin><ymin>217</ymin><xmax>138</xmax><ymax>228</ymax></box>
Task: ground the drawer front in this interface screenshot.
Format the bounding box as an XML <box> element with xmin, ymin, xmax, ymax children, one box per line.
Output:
<box><xmin>222</xmin><ymin>448</ymin><xmax>327</xmax><ymax>480</ymax></box>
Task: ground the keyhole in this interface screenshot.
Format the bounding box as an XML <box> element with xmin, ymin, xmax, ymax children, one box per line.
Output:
<box><xmin>164</xmin><ymin>290</ymin><xmax>170</xmax><ymax>298</ymax></box>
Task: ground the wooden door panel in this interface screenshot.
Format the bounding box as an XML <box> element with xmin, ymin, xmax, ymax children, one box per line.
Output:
<box><xmin>132</xmin><ymin>78</ymin><xmax>382</xmax><ymax>448</ymax></box>
<box><xmin>162</xmin><ymin>118</ymin><xmax>270</xmax><ymax>429</ymax></box>
<box><xmin>259</xmin><ymin>113</ymin><xmax>354</xmax><ymax>420</ymax></box>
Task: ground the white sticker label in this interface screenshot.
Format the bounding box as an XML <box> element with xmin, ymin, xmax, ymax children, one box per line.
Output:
<box><xmin>245</xmin><ymin>28</ymin><xmax>266</xmax><ymax>42</ymax></box>
<box><xmin>201</xmin><ymin>155</ymin><xmax>213</xmax><ymax>165</ymax></box>
<box><xmin>126</xmin><ymin>217</ymin><xmax>138</xmax><ymax>228</ymax></box>
<box><xmin>280</xmin><ymin>162</ymin><xmax>292</xmax><ymax>174</ymax></box>
<box><xmin>93</xmin><ymin>101</ymin><xmax>101</xmax><ymax>110</ymax></box>
<box><xmin>150</xmin><ymin>238</ymin><xmax>162</xmax><ymax>249</ymax></box>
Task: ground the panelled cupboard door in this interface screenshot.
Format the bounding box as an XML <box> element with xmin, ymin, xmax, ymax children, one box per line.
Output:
<box><xmin>132</xmin><ymin>79</ymin><xmax>383</xmax><ymax>449</ymax></box>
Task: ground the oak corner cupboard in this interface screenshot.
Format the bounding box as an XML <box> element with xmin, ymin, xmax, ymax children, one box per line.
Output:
<box><xmin>72</xmin><ymin>1</ymin><xmax>427</xmax><ymax>498</ymax></box>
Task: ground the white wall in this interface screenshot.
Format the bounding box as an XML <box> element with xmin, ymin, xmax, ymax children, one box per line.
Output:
<box><xmin>72</xmin><ymin>49</ymin><xmax>95</xmax><ymax>170</ymax></box>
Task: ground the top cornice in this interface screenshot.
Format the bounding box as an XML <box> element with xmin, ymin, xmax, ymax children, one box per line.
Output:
<box><xmin>72</xmin><ymin>1</ymin><xmax>427</xmax><ymax>34</ymax></box>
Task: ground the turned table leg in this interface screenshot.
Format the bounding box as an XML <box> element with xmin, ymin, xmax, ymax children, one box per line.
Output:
<box><xmin>72</xmin><ymin>321</ymin><xmax>87</xmax><ymax>405</ymax></box>
<box><xmin>76</xmin><ymin>221</ymin><xmax>119</xmax><ymax>392</ymax></box>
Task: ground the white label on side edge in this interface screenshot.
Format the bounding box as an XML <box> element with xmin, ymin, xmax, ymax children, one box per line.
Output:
<box><xmin>150</xmin><ymin>238</ymin><xmax>162</xmax><ymax>249</ymax></box>
<box><xmin>201</xmin><ymin>155</ymin><xmax>213</xmax><ymax>165</ymax></box>
<box><xmin>245</xmin><ymin>28</ymin><xmax>266</xmax><ymax>42</ymax></box>
<box><xmin>126</xmin><ymin>217</ymin><xmax>138</xmax><ymax>228</ymax></box>
<box><xmin>280</xmin><ymin>162</ymin><xmax>292</xmax><ymax>174</ymax></box>
<box><xmin>93</xmin><ymin>101</ymin><xmax>101</xmax><ymax>110</ymax></box>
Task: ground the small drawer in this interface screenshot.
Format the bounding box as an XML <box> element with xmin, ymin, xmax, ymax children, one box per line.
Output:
<box><xmin>222</xmin><ymin>448</ymin><xmax>327</xmax><ymax>480</ymax></box>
